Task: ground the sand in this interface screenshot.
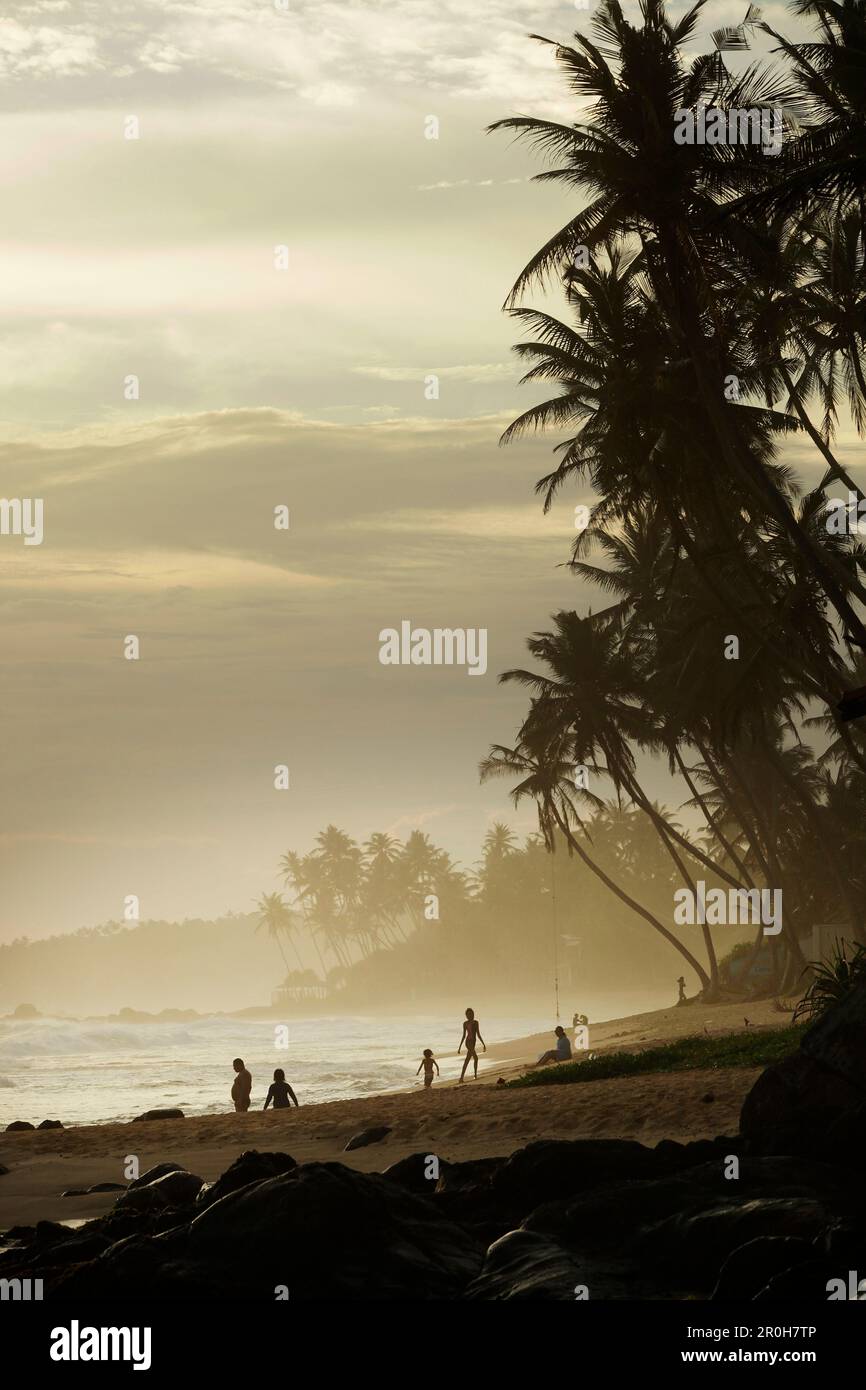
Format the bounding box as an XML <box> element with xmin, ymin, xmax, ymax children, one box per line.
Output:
<box><xmin>0</xmin><ymin>997</ymin><xmax>788</xmax><ymax>1229</ymax></box>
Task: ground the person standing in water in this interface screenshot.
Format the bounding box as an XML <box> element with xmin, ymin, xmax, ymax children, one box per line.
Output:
<box><xmin>231</xmin><ymin>1057</ymin><xmax>252</xmax><ymax>1113</ymax></box>
<box><xmin>458</xmin><ymin>1007</ymin><xmax>486</xmax><ymax>1082</ymax></box>
<box><xmin>263</xmin><ymin>1067</ymin><xmax>299</xmax><ymax>1110</ymax></box>
<box><xmin>416</xmin><ymin>1049</ymin><xmax>440</xmax><ymax>1089</ymax></box>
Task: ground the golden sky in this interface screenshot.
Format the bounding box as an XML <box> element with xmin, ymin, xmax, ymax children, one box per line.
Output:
<box><xmin>0</xmin><ymin>0</ymin><xmax>852</xmax><ymax>940</ymax></box>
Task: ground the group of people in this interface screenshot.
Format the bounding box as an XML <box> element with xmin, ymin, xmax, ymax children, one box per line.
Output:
<box><xmin>229</xmin><ymin>1007</ymin><xmax>579</xmax><ymax>1110</ymax></box>
<box><xmin>230</xmin><ymin>1060</ymin><xmax>299</xmax><ymax>1112</ymax></box>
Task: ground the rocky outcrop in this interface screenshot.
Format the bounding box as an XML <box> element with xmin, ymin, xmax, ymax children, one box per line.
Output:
<box><xmin>132</xmin><ymin>1108</ymin><xmax>185</xmax><ymax>1122</ymax></box>
<box><xmin>344</xmin><ymin>1126</ymin><xmax>391</xmax><ymax>1151</ymax></box>
<box><xmin>740</xmin><ymin>982</ymin><xmax>866</xmax><ymax>1161</ymax></box>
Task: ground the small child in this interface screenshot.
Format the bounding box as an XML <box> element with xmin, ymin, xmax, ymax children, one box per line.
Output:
<box><xmin>416</xmin><ymin>1049</ymin><xmax>440</xmax><ymax>1089</ymax></box>
<box><xmin>263</xmin><ymin>1067</ymin><xmax>299</xmax><ymax>1111</ymax></box>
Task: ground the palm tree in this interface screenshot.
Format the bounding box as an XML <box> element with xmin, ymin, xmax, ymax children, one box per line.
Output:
<box><xmin>254</xmin><ymin>892</ymin><xmax>304</xmax><ymax>975</ymax></box>
<box><xmin>758</xmin><ymin>0</ymin><xmax>866</xmax><ymax>213</ymax></box>
<box><xmin>480</xmin><ymin>716</ymin><xmax>714</xmax><ymax>990</ymax></box>
<box><xmin>490</xmin><ymin>0</ymin><xmax>866</xmax><ymax>647</ymax></box>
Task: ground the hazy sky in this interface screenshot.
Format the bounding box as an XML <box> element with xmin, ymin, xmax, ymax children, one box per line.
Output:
<box><xmin>0</xmin><ymin>0</ymin><xmax>853</xmax><ymax>941</ymax></box>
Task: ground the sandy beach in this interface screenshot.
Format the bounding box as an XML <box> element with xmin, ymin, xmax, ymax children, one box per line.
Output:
<box><xmin>0</xmin><ymin>998</ymin><xmax>788</xmax><ymax>1229</ymax></box>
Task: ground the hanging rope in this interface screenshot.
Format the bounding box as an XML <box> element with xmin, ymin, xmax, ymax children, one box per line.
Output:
<box><xmin>551</xmin><ymin>850</ymin><xmax>560</xmax><ymax>1023</ymax></box>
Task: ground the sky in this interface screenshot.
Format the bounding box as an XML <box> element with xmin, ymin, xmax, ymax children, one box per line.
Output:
<box><xmin>0</xmin><ymin>0</ymin><xmax>855</xmax><ymax>942</ymax></box>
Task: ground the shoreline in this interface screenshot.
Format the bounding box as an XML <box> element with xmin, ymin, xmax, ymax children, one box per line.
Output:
<box><xmin>0</xmin><ymin>997</ymin><xmax>789</xmax><ymax>1230</ymax></box>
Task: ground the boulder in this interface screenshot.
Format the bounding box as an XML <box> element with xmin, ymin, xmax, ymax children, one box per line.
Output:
<box><xmin>146</xmin><ymin>1170</ymin><xmax>203</xmax><ymax>1205</ymax></box>
<box><xmin>56</xmin><ymin>1161</ymin><xmax>484</xmax><ymax>1300</ymax></box>
<box><xmin>195</xmin><ymin>1150</ymin><xmax>297</xmax><ymax>1209</ymax></box>
<box><xmin>493</xmin><ymin>1139</ymin><xmax>665</xmax><ymax>1208</ymax></box>
<box><xmin>128</xmin><ymin>1162</ymin><xmax>184</xmax><ymax>1190</ymax></box>
<box><xmin>5</xmin><ymin>1121</ymin><xmax>35</xmax><ymax>1132</ymax></box>
<box><xmin>86</xmin><ymin>1182</ymin><xmax>126</xmax><ymax>1194</ymax></box>
<box><xmin>711</xmin><ymin>1236</ymin><xmax>814</xmax><ymax>1300</ymax></box>
<box><xmin>114</xmin><ymin>1185</ymin><xmax>169</xmax><ymax>1214</ymax></box>
<box><xmin>642</xmin><ymin>1197</ymin><xmax>828</xmax><ymax>1284</ymax></box>
<box><xmin>344</xmin><ymin>1126</ymin><xmax>391</xmax><ymax>1152</ymax></box>
<box><xmin>0</xmin><ymin>1164</ymin><xmax>8</xmax><ymax>1176</ymax></box>
<box><xmin>132</xmin><ymin>1108</ymin><xmax>185</xmax><ymax>1123</ymax></box>
<box><xmin>37</xmin><ymin>1120</ymin><xmax>64</xmax><ymax>1130</ymax></box>
<box><xmin>740</xmin><ymin>1053</ymin><xmax>861</xmax><ymax>1155</ymax></box>
<box><xmin>383</xmin><ymin>1152</ymin><xmax>451</xmax><ymax>1194</ymax></box>
<box><xmin>801</xmin><ymin>980</ymin><xmax>866</xmax><ymax>1093</ymax></box>
<box><xmin>740</xmin><ymin>982</ymin><xmax>866</xmax><ymax>1155</ymax></box>
<box><xmin>464</xmin><ymin>1229</ymin><xmax>583</xmax><ymax>1300</ymax></box>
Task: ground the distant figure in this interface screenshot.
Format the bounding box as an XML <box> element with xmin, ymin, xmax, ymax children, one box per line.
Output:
<box><xmin>458</xmin><ymin>1007</ymin><xmax>486</xmax><ymax>1082</ymax></box>
<box><xmin>534</xmin><ymin>1025</ymin><xmax>572</xmax><ymax>1067</ymax></box>
<box><xmin>263</xmin><ymin>1067</ymin><xmax>298</xmax><ymax>1111</ymax></box>
<box><xmin>676</xmin><ymin>976</ymin><xmax>687</xmax><ymax>1005</ymax></box>
<box><xmin>231</xmin><ymin>1057</ymin><xmax>252</xmax><ymax>1113</ymax></box>
<box><xmin>572</xmin><ymin>1011</ymin><xmax>588</xmax><ymax>1028</ymax></box>
<box><xmin>416</xmin><ymin>1049</ymin><xmax>440</xmax><ymax>1089</ymax></box>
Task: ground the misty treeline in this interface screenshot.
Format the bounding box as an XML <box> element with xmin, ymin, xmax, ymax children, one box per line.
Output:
<box><xmin>257</xmin><ymin>819</ymin><xmax>740</xmax><ymax>1002</ymax></box>
<box><xmin>0</xmin><ymin>817</ymin><xmax>741</xmax><ymax>1014</ymax></box>
<box><xmin>481</xmin><ymin>0</ymin><xmax>866</xmax><ymax>998</ymax></box>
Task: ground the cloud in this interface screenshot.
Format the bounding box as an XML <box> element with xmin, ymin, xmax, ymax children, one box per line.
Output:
<box><xmin>353</xmin><ymin>364</ymin><xmax>515</xmax><ymax>384</ymax></box>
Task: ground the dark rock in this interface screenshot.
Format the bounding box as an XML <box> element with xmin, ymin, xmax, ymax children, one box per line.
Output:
<box><xmin>344</xmin><ymin>1126</ymin><xmax>391</xmax><ymax>1152</ymax></box>
<box><xmin>56</xmin><ymin>1162</ymin><xmax>484</xmax><ymax>1300</ymax></box>
<box><xmin>525</xmin><ymin>1156</ymin><xmax>866</xmax><ymax>1256</ymax></box>
<box><xmin>823</xmin><ymin>1102</ymin><xmax>866</xmax><ymax>1168</ymax></box>
<box><xmin>817</xmin><ymin>1218</ymin><xmax>866</xmax><ymax>1265</ymax></box>
<box><xmin>146</xmin><ymin>1171</ymin><xmax>203</xmax><ymax>1205</ymax></box>
<box><xmin>740</xmin><ymin>1053</ymin><xmax>861</xmax><ymax>1155</ymax></box>
<box><xmin>701</xmin><ymin>1093</ymin><xmax>715</xmax><ymax>1103</ymax></box>
<box><xmin>128</xmin><ymin>1162</ymin><xmax>184</xmax><ymax>1190</ymax></box>
<box><xmin>5</xmin><ymin>1121</ymin><xmax>35</xmax><ymax>1132</ymax></box>
<box><xmin>644</xmin><ymin>1198</ymin><xmax>828</xmax><ymax>1285</ymax></box>
<box><xmin>194</xmin><ymin>1150</ymin><xmax>297</xmax><ymax>1209</ymax></box>
<box><xmin>464</xmin><ymin>1229</ymin><xmax>583</xmax><ymax>1300</ymax></box>
<box><xmin>383</xmin><ymin>1152</ymin><xmax>451</xmax><ymax>1193</ymax></box>
<box><xmin>33</xmin><ymin>1233</ymin><xmax>111</xmax><ymax>1268</ymax></box>
<box><xmin>436</xmin><ymin>1157</ymin><xmax>503</xmax><ymax>1195</ymax></box>
<box><xmin>37</xmin><ymin>1120</ymin><xmax>64</xmax><ymax>1130</ymax></box>
<box><xmin>132</xmin><ymin>1108</ymin><xmax>185</xmax><ymax>1122</ymax></box>
<box><xmin>801</xmin><ymin>980</ymin><xmax>866</xmax><ymax>1094</ymax></box>
<box><xmin>741</xmin><ymin>984</ymin><xmax>866</xmax><ymax>1156</ymax></box>
<box><xmin>712</xmin><ymin>1236</ymin><xmax>814</xmax><ymax>1300</ymax></box>
<box><xmin>2</xmin><ymin>1225</ymin><xmax>35</xmax><ymax>1242</ymax></box>
<box><xmin>753</xmin><ymin>1256</ymin><xmax>855</xmax><ymax>1300</ymax></box>
<box><xmin>0</xmin><ymin>1164</ymin><xmax>9</xmax><ymax>1176</ymax></box>
<box><xmin>493</xmin><ymin>1139</ymin><xmax>664</xmax><ymax>1207</ymax></box>
<box><xmin>61</xmin><ymin>1189</ymin><xmax>87</xmax><ymax>1198</ymax></box>
<box><xmin>114</xmin><ymin>1185</ymin><xmax>169</xmax><ymax>1214</ymax></box>
<box><xmin>86</xmin><ymin>1182</ymin><xmax>126</xmax><ymax>1194</ymax></box>
<box><xmin>35</xmin><ymin>1220</ymin><xmax>73</xmax><ymax>1246</ymax></box>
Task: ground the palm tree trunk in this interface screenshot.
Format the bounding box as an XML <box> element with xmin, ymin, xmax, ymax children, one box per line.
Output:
<box><xmin>550</xmin><ymin>802</ymin><xmax>712</xmax><ymax>991</ymax></box>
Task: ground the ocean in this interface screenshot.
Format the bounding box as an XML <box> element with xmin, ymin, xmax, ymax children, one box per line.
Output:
<box><xmin>0</xmin><ymin>1009</ymin><xmax>561</xmax><ymax>1127</ymax></box>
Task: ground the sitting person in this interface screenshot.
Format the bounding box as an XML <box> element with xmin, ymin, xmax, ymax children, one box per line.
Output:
<box><xmin>534</xmin><ymin>1025</ymin><xmax>573</xmax><ymax>1067</ymax></box>
<box><xmin>263</xmin><ymin>1067</ymin><xmax>299</xmax><ymax>1110</ymax></box>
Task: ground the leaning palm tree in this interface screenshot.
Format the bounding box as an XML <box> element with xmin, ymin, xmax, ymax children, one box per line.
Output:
<box><xmin>480</xmin><ymin>713</ymin><xmax>714</xmax><ymax>990</ymax></box>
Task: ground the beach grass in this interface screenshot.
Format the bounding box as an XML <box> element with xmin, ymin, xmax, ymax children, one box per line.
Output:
<box><xmin>505</xmin><ymin>1025</ymin><xmax>805</xmax><ymax>1088</ymax></box>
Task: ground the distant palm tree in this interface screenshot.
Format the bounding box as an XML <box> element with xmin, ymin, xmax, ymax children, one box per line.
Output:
<box><xmin>254</xmin><ymin>891</ymin><xmax>304</xmax><ymax>975</ymax></box>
